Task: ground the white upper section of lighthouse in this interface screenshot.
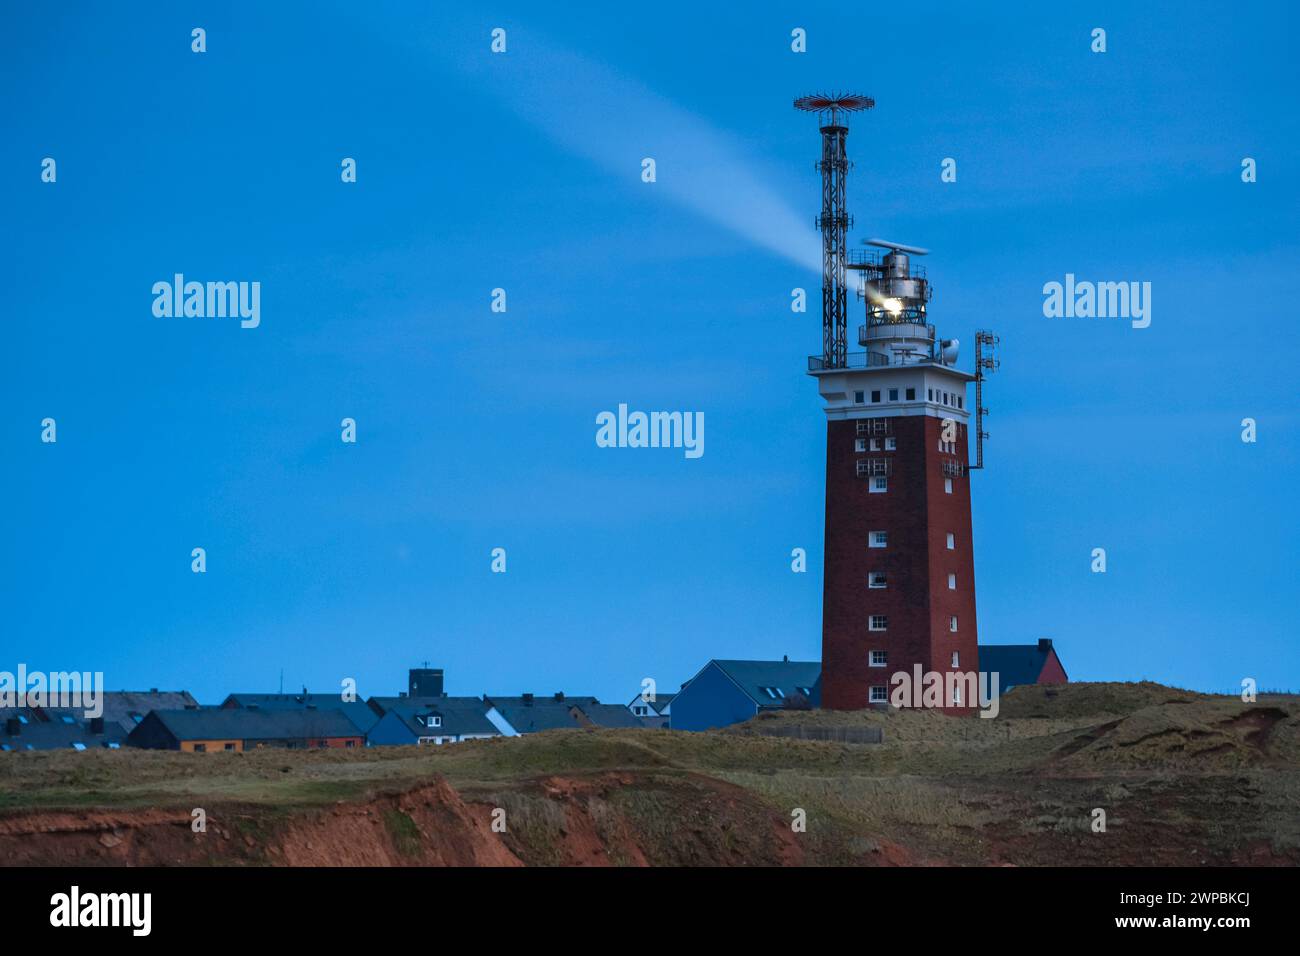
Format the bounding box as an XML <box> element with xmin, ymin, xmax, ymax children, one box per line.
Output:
<box><xmin>809</xmin><ymin>242</ymin><xmax>974</xmax><ymax>421</ymax></box>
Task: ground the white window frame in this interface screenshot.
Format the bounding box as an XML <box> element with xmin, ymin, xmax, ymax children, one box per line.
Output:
<box><xmin>870</xmin><ymin>476</ymin><xmax>888</xmax><ymax>493</ymax></box>
<box><xmin>869</xmin><ymin>686</ymin><xmax>888</xmax><ymax>704</ymax></box>
<box><xmin>947</xmin><ymin>573</ymin><xmax>956</xmax><ymax>590</ymax></box>
<box><xmin>855</xmin><ymin>438</ymin><xmax>867</xmax><ymax>452</ymax></box>
<box><xmin>946</xmin><ymin>533</ymin><xmax>955</xmax><ymax>550</ymax></box>
<box><xmin>868</xmin><ymin>571</ymin><xmax>887</xmax><ymax>589</ymax></box>
<box><xmin>949</xmin><ymin>615</ymin><xmax>958</xmax><ymax>632</ymax></box>
<box><xmin>884</xmin><ymin>437</ymin><xmax>897</xmax><ymax>451</ymax></box>
<box><xmin>870</xmin><ymin>650</ymin><xmax>888</xmax><ymax>668</ymax></box>
<box><xmin>869</xmin><ymin>531</ymin><xmax>887</xmax><ymax>548</ymax></box>
<box><xmin>869</xmin><ymin>615</ymin><xmax>888</xmax><ymax>632</ymax></box>
<box><xmin>944</xmin><ymin>478</ymin><xmax>953</xmax><ymax>494</ymax></box>
<box><xmin>951</xmin><ymin>651</ymin><xmax>960</xmax><ymax>668</ymax></box>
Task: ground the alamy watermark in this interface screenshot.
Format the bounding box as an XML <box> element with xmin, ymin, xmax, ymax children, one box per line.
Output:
<box><xmin>152</xmin><ymin>274</ymin><xmax>260</xmax><ymax>329</ymax></box>
<box><xmin>595</xmin><ymin>403</ymin><xmax>704</xmax><ymax>459</ymax></box>
<box><xmin>889</xmin><ymin>666</ymin><xmax>1001</xmax><ymax>718</ymax></box>
<box><xmin>1042</xmin><ymin>274</ymin><xmax>1151</xmax><ymax>329</ymax></box>
<box><xmin>0</xmin><ymin>665</ymin><xmax>103</xmax><ymax>718</ymax></box>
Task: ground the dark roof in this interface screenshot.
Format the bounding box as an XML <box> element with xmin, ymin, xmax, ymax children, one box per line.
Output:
<box><xmin>627</xmin><ymin>692</ymin><xmax>675</xmax><ymax>714</ymax></box>
<box><xmin>978</xmin><ymin>643</ymin><xmax>1060</xmax><ymax>690</ymax></box>
<box><xmin>575</xmin><ymin>704</ymin><xmax>648</xmax><ymax>729</ymax></box>
<box><xmin>0</xmin><ymin>721</ymin><xmax>111</xmax><ymax>752</ymax></box>
<box><xmin>223</xmin><ymin>693</ymin><xmax>379</xmax><ymax>732</ymax></box>
<box><xmin>41</xmin><ymin>690</ymin><xmax>201</xmax><ymax>739</ymax></box>
<box><xmin>134</xmin><ymin>708</ymin><xmax>363</xmax><ymax>742</ymax></box>
<box><xmin>369</xmin><ymin>697</ymin><xmax>498</xmax><ymax>738</ymax></box>
<box><xmin>486</xmin><ymin>696</ymin><xmax>600</xmax><ymax>734</ymax></box>
<box><xmin>708</xmin><ymin>660</ymin><xmax>822</xmax><ymax>707</ymax></box>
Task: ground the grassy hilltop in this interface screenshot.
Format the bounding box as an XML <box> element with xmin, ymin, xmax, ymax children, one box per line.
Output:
<box><xmin>1</xmin><ymin>682</ymin><xmax>1296</xmax><ymax>866</ymax></box>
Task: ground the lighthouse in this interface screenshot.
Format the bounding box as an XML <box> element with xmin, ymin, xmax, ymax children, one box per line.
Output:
<box><xmin>796</xmin><ymin>94</ymin><xmax>998</xmax><ymax>711</ymax></box>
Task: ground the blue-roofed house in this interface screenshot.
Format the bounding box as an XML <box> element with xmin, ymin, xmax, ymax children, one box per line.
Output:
<box><xmin>669</xmin><ymin>659</ymin><xmax>822</xmax><ymax>731</ymax></box>
<box><xmin>978</xmin><ymin>639</ymin><xmax>1068</xmax><ymax>693</ymax></box>
<box><xmin>220</xmin><ymin>692</ymin><xmax>381</xmax><ymax>735</ymax></box>
<box><xmin>366</xmin><ymin>696</ymin><xmax>500</xmax><ymax>746</ymax></box>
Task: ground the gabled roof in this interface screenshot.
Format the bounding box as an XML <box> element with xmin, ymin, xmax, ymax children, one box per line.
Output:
<box><xmin>707</xmin><ymin>660</ymin><xmax>822</xmax><ymax>708</ymax></box>
<box><xmin>0</xmin><ymin>721</ymin><xmax>106</xmax><ymax>751</ymax></box>
<box><xmin>627</xmin><ymin>692</ymin><xmax>675</xmax><ymax>714</ymax></box>
<box><xmin>574</xmin><ymin>704</ymin><xmax>648</xmax><ymax>729</ymax></box>
<box><xmin>979</xmin><ymin>643</ymin><xmax>1063</xmax><ymax>689</ymax></box>
<box><xmin>134</xmin><ymin>708</ymin><xmax>363</xmax><ymax>742</ymax></box>
<box><xmin>223</xmin><ymin>693</ymin><xmax>379</xmax><ymax>732</ymax></box>
<box><xmin>486</xmin><ymin>696</ymin><xmax>600</xmax><ymax>734</ymax></box>
<box><xmin>369</xmin><ymin>697</ymin><xmax>498</xmax><ymax>738</ymax></box>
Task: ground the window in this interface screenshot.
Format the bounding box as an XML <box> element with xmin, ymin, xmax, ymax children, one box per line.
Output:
<box><xmin>855</xmin><ymin>438</ymin><xmax>867</xmax><ymax>452</ymax></box>
<box><xmin>906</xmin><ymin>387</ymin><xmax>916</xmax><ymax>401</ymax></box>
<box><xmin>928</xmin><ymin>388</ymin><xmax>934</xmax><ymax>401</ymax></box>
<box><xmin>868</xmin><ymin>571</ymin><xmax>887</xmax><ymax>589</ymax></box>
<box><xmin>633</xmin><ymin>705</ymin><xmax>649</xmax><ymax>716</ymax></box>
<box><xmin>888</xmin><ymin>388</ymin><xmax>899</xmax><ymax>401</ymax></box>
<box><xmin>60</xmin><ymin>715</ymin><xmax>75</xmax><ymax>725</ymax></box>
<box><xmin>953</xmin><ymin>685</ymin><xmax>963</xmax><ymax>705</ymax></box>
<box><xmin>193</xmin><ymin>743</ymin><xmax>207</xmax><ymax>753</ymax></box>
<box><xmin>951</xmin><ymin>651</ymin><xmax>960</xmax><ymax>668</ymax></box>
<box><xmin>224</xmin><ymin>742</ymin><xmax>236</xmax><ymax>751</ymax></box>
<box><xmin>870</xmin><ymin>650</ymin><xmax>888</xmax><ymax>667</ymax></box>
<box><xmin>869</xmin><ymin>531</ymin><xmax>887</xmax><ymax>548</ymax></box>
<box><xmin>885</xmin><ymin>437</ymin><xmax>896</xmax><ymax>451</ymax></box>
<box><xmin>946</xmin><ymin>532</ymin><xmax>955</xmax><ymax>550</ymax></box>
<box><xmin>947</xmin><ymin>573</ymin><xmax>956</xmax><ymax>590</ymax></box>
<box><xmin>869</xmin><ymin>438</ymin><xmax>880</xmax><ymax>451</ymax></box>
<box><xmin>797</xmin><ymin>687</ymin><xmax>813</xmax><ymax>696</ymax></box>
<box><xmin>870</xmin><ymin>686</ymin><xmax>888</xmax><ymax>704</ymax></box>
<box><xmin>957</xmin><ymin>396</ymin><xmax>963</xmax><ymax>409</ymax></box>
<box><xmin>854</xmin><ymin>390</ymin><xmax>865</xmax><ymax>404</ymax></box>
<box><xmin>944</xmin><ymin>478</ymin><xmax>953</xmax><ymax>494</ymax></box>
<box><xmin>950</xmin><ymin>615</ymin><xmax>959</xmax><ymax>632</ymax></box>
<box><xmin>871</xmin><ymin>390</ymin><xmax>881</xmax><ymax>403</ymax></box>
<box><xmin>870</xmin><ymin>476</ymin><xmax>887</xmax><ymax>493</ymax></box>
<box><xmin>869</xmin><ymin>615</ymin><xmax>888</xmax><ymax>631</ymax></box>
<box><xmin>759</xmin><ymin>686</ymin><xmax>782</xmax><ymax>700</ymax></box>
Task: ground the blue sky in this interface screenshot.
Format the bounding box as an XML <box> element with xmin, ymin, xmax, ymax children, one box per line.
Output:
<box><xmin>4</xmin><ymin>1</ymin><xmax>1297</xmax><ymax>703</ymax></box>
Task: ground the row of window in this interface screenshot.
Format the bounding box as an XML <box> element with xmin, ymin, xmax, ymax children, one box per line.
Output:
<box><xmin>868</xmin><ymin>651</ymin><xmax>962</xmax><ymax>668</ymax></box>
<box><xmin>867</xmin><ymin>685</ymin><xmax>964</xmax><ymax>704</ymax></box>
<box><xmin>851</xmin><ymin>388</ymin><xmax>965</xmax><ymax>410</ymax></box>
<box><xmin>869</xmin><ymin>531</ymin><xmax>957</xmax><ymax>548</ymax></box>
<box><xmin>758</xmin><ymin>685</ymin><xmax>815</xmax><ymax>700</ymax></box>
<box><xmin>856</xmin><ymin>437</ymin><xmax>896</xmax><ymax>452</ymax></box>
<box><xmin>869</xmin><ymin>572</ymin><xmax>958</xmax><ymax>590</ymax></box>
<box><xmin>859</xmin><ymin>474</ymin><xmax>957</xmax><ymax>494</ymax></box>
<box><xmin>868</xmin><ymin>615</ymin><xmax>961</xmax><ymax>632</ymax></box>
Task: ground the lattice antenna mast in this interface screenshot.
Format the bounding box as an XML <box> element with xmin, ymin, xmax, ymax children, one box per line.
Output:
<box><xmin>970</xmin><ymin>330</ymin><xmax>1000</xmax><ymax>470</ymax></box>
<box><xmin>794</xmin><ymin>93</ymin><xmax>874</xmax><ymax>369</ymax></box>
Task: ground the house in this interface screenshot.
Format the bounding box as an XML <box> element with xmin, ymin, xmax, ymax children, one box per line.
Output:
<box><xmin>366</xmin><ymin>696</ymin><xmax>499</xmax><ymax>746</ymax></box>
<box><xmin>482</xmin><ymin>693</ymin><xmax>647</xmax><ymax>735</ymax></box>
<box><xmin>220</xmin><ymin>692</ymin><xmax>380</xmax><ymax>734</ymax></box>
<box><xmin>2</xmin><ymin>689</ymin><xmax>199</xmax><ymax>751</ymax></box>
<box><xmin>627</xmin><ymin>692</ymin><xmax>674</xmax><ymax>728</ymax></box>
<box><xmin>126</xmin><ymin>708</ymin><xmax>365</xmax><ymax>752</ymax></box>
<box><xmin>669</xmin><ymin>659</ymin><xmax>822</xmax><ymax>731</ymax></box>
<box><xmin>571</xmin><ymin>703</ymin><xmax>648</xmax><ymax>729</ymax></box>
<box><xmin>978</xmin><ymin>639</ymin><xmax>1068</xmax><ymax>693</ymax></box>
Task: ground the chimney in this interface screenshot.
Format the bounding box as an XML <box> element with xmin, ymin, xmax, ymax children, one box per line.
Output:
<box><xmin>783</xmin><ymin>654</ymin><xmax>789</xmax><ymax>663</ymax></box>
<box><xmin>1038</xmin><ymin>638</ymin><xmax>1053</xmax><ymax>651</ymax></box>
<box><xmin>521</xmin><ymin>693</ymin><xmax>533</xmax><ymax>705</ymax></box>
<box><xmin>553</xmin><ymin>692</ymin><xmax>565</xmax><ymax>702</ymax></box>
<box><xmin>89</xmin><ymin>716</ymin><xmax>105</xmax><ymax>734</ymax></box>
<box><xmin>4</xmin><ymin>718</ymin><xmax>19</xmax><ymax>735</ymax></box>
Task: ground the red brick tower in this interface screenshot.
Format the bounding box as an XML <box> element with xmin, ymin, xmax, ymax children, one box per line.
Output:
<box><xmin>796</xmin><ymin>94</ymin><xmax>995</xmax><ymax>712</ymax></box>
<box><xmin>810</xmin><ymin>244</ymin><xmax>981</xmax><ymax>710</ymax></box>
